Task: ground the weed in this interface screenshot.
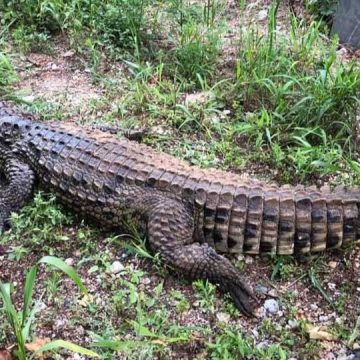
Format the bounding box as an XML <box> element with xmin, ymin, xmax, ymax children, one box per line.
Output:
<box><xmin>207</xmin><ymin>327</ymin><xmax>287</xmax><ymax>359</ymax></box>
<box><xmin>0</xmin><ymin>256</ymin><xmax>95</xmax><ymax>358</ymax></box>
<box><xmin>0</xmin><ymin>52</ymin><xmax>17</xmax><ymax>87</ymax></box>
<box><xmin>193</xmin><ymin>279</ymin><xmax>216</xmax><ymax>312</ymax></box>
<box><xmin>225</xmin><ymin>11</ymin><xmax>360</xmax><ymax>181</ymax></box>
<box><xmin>5</xmin><ymin>192</ymin><xmax>72</xmax><ymax>246</ymax></box>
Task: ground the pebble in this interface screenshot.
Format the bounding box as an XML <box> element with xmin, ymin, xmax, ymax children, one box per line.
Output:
<box><xmin>328</xmin><ymin>283</ymin><xmax>336</xmax><ymax>290</ymax></box>
<box><xmin>258</xmin><ymin>9</ymin><xmax>268</xmax><ymax>21</ymax></box>
<box><xmin>319</xmin><ymin>315</ymin><xmax>329</xmax><ymax>322</ymax></box>
<box><xmin>141</xmin><ymin>277</ymin><xmax>151</xmax><ymax>285</ymax></box>
<box><xmin>328</xmin><ymin>261</ymin><xmax>337</xmax><ymax>269</ymax></box>
<box><xmin>65</xmin><ymin>258</ymin><xmax>74</xmax><ymax>266</ymax></box>
<box><xmin>216</xmin><ymin>312</ymin><xmax>230</xmax><ymax>323</ymax></box>
<box><xmin>245</xmin><ymin>256</ymin><xmax>254</xmax><ymax>264</ymax></box>
<box><xmin>256</xmin><ymin>341</ymin><xmax>269</xmax><ymax>350</ymax></box>
<box><xmin>110</xmin><ymin>261</ymin><xmax>125</xmax><ymax>274</ymax></box>
<box><xmin>268</xmin><ymin>289</ymin><xmax>278</xmax><ymax>297</ymax></box>
<box><xmin>263</xmin><ymin>299</ymin><xmax>279</xmax><ymax>314</ymax></box>
<box><xmin>255</xmin><ymin>284</ymin><xmax>268</xmax><ymax>295</ymax></box>
<box><xmin>310</xmin><ymin>304</ymin><xmax>318</xmax><ymax>311</ymax></box>
<box><xmin>287</xmin><ymin>319</ymin><xmax>298</xmax><ymax>329</ymax></box>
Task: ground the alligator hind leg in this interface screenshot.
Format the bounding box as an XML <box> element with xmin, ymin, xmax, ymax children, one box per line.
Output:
<box><xmin>147</xmin><ymin>198</ymin><xmax>256</xmax><ymax>316</ymax></box>
<box><xmin>0</xmin><ymin>158</ymin><xmax>35</xmax><ymax>232</ymax></box>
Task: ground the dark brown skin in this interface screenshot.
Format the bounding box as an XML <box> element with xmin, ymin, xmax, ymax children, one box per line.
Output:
<box><xmin>0</xmin><ymin>102</ymin><xmax>359</xmax><ymax>315</ymax></box>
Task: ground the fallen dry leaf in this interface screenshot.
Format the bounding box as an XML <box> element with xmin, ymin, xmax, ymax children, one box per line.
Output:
<box><xmin>308</xmin><ymin>326</ymin><xmax>337</xmax><ymax>341</ymax></box>
<box><xmin>0</xmin><ymin>350</ymin><xmax>12</xmax><ymax>360</ymax></box>
<box><xmin>25</xmin><ymin>338</ymin><xmax>51</xmax><ymax>352</ymax></box>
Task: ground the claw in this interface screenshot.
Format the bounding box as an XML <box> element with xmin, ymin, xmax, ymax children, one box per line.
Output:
<box><xmin>222</xmin><ymin>279</ymin><xmax>258</xmax><ymax>317</ymax></box>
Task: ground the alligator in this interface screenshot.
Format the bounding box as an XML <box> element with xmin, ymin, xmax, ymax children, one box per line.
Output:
<box><xmin>0</xmin><ymin>101</ymin><xmax>359</xmax><ymax>316</ymax></box>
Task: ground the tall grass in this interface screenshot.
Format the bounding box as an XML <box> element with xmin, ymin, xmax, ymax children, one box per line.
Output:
<box><xmin>225</xmin><ymin>4</ymin><xmax>360</xmax><ymax>181</ymax></box>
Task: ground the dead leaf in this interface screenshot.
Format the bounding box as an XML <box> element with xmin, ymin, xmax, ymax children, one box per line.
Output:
<box><xmin>0</xmin><ymin>350</ymin><xmax>12</xmax><ymax>360</ymax></box>
<box><xmin>62</xmin><ymin>50</ymin><xmax>75</xmax><ymax>58</ymax></box>
<box><xmin>308</xmin><ymin>326</ymin><xmax>337</xmax><ymax>341</ymax></box>
<box><xmin>151</xmin><ymin>339</ymin><xmax>168</xmax><ymax>346</ymax></box>
<box><xmin>25</xmin><ymin>338</ymin><xmax>51</xmax><ymax>352</ymax></box>
<box><xmin>77</xmin><ymin>294</ymin><xmax>93</xmax><ymax>307</ymax></box>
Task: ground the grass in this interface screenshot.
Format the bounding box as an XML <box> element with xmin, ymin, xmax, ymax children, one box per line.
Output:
<box><xmin>0</xmin><ymin>0</ymin><xmax>359</xmax><ymax>358</ymax></box>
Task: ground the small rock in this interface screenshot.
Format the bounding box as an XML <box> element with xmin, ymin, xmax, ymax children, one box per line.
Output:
<box><xmin>51</xmin><ymin>63</ymin><xmax>59</xmax><ymax>70</ymax></box>
<box><xmin>310</xmin><ymin>304</ymin><xmax>318</xmax><ymax>311</ymax></box>
<box><xmin>73</xmin><ymin>250</ymin><xmax>81</xmax><ymax>257</ymax></box>
<box><xmin>216</xmin><ymin>312</ymin><xmax>230</xmax><ymax>323</ymax></box>
<box><xmin>263</xmin><ymin>299</ymin><xmax>279</xmax><ymax>314</ymax></box>
<box><xmin>236</xmin><ymin>254</ymin><xmax>245</xmax><ymax>262</ymax></box>
<box><xmin>319</xmin><ymin>315</ymin><xmax>329</xmax><ymax>322</ymax></box>
<box><xmin>110</xmin><ymin>261</ymin><xmax>125</xmax><ymax>274</ymax></box>
<box><xmin>65</xmin><ymin>258</ymin><xmax>74</xmax><ymax>266</ymax></box>
<box><xmin>62</xmin><ymin>50</ymin><xmax>75</xmax><ymax>58</ymax></box>
<box><xmin>76</xmin><ymin>325</ymin><xmax>85</xmax><ymax>336</ymax></box>
<box><xmin>268</xmin><ymin>289</ymin><xmax>278</xmax><ymax>297</ymax></box>
<box><xmin>336</xmin><ymin>354</ymin><xmax>354</xmax><ymax>360</ymax></box>
<box><xmin>287</xmin><ymin>319</ymin><xmax>298</xmax><ymax>329</ymax></box>
<box><xmin>245</xmin><ymin>256</ymin><xmax>254</xmax><ymax>265</ymax></box>
<box><xmin>141</xmin><ymin>277</ymin><xmax>151</xmax><ymax>285</ymax></box>
<box><xmin>255</xmin><ymin>284</ymin><xmax>268</xmax><ymax>295</ymax></box>
<box><xmin>353</xmin><ymin>343</ymin><xmax>360</xmax><ymax>350</ymax></box>
<box><xmin>328</xmin><ymin>283</ymin><xmax>336</xmax><ymax>290</ymax></box>
<box><xmin>193</xmin><ymin>301</ymin><xmax>200</xmax><ymax>308</ymax></box>
<box><xmin>256</xmin><ymin>341</ymin><xmax>269</xmax><ymax>350</ymax></box>
<box><xmin>258</xmin><ymin>9</ymin><xmax>268</xmax><ymax>21</ymax></box>
<box><xmin>323</xmin><ymin>353</ymin><xmax>336</xmax><ymax>360</ymax></box>
<box><xmin>328</xmin><ymin>261</ymin><xmax>337</xmax><ymax>269</ymax></box>
<box><xmin>22</xmin><ymin>95</ymin><xmax>35</xmax><ymax>103</ymax></box>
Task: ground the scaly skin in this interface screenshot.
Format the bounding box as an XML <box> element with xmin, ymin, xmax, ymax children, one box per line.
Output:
<box><xmin>0</xmin><ymin>102</ymin><xmax>359</xmax><ymax>315</ymax></box>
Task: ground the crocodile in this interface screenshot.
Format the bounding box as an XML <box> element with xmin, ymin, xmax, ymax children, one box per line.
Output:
<box><xmin>0</xmin><ymin>101</ymin><xmax>359</xmax><ymax>316</ymax></box>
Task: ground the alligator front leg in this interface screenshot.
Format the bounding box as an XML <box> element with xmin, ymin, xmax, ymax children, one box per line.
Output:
<box><xmin>0</xmin><ymin>158</ymin><xmax>35</xmax><ymax>232</ymax></box>
<box><xmin>147</xmin><ymin>198</ymin><xmax>256</xmax><ymax>316</ymax></box>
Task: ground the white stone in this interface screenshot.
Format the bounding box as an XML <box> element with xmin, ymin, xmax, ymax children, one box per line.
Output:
<box><xmin>258</xmin><ymin>9</ymin><xmax>268</xmax><ymax>21</ymax></box>
<box><xmin>110</xmin><ymin>261</ymin><xmax>125</xmax><ymax>274</ymax></box>
<box><xmin>263</xmin><ymin>299</ymin><xmax>279</xmax><ymax>314</ymax></box>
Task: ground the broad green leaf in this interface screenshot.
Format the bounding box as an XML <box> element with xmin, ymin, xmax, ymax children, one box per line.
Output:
<box><xmin>39</xmin><ymin>256</ymin><xmax>88</xmax><ymax>295</ymax></box>
<box><xmin>37</xmin><ymin>340</ymin><xmax>99</xmax><ymax>357</ymax></box>
<box><xmin>22</xmin><ymin>266</ymin><xmax>37</xmax><ymax>327</ymax></box>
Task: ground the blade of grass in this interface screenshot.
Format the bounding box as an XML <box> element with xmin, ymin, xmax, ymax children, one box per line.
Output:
<box><xmin>308</xmin><ymin>267</ymin><xmax>335</xmax><ymax>310</ymax></box>
<box><xmin>39</xmin><ymin>256</ymin><xmax>88</xmax><ymax>295</ymax></box>
<box><xmin>22</xmin><ymin>266</ymin><xmax>37</xmax><ymax>328</ymax></box>
<box><xmin>37</xmin><ymin>340</ymin><xmax>99</xmax><ymax>357</ymax></box>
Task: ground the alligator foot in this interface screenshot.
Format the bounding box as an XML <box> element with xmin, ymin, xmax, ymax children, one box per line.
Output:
<box><xmin>147</xmin><ymin>198</ymin><xmax>257</xmax><ymax>316</ymax></box>
<box><xmin>172</xmin><ymin>243</ymin><xmax>256</xmax><ymax>316</ymax></box>
<box><xmin>0</xmin><ymin>158</ymin><xmax>35</xmax><ymax>232</ymax></box>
